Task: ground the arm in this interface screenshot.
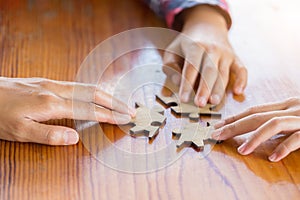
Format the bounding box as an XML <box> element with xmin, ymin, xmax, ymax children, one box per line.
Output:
<box><xmin>144</xmin><ymin>0</ymin><xmax>231</xmax><ymax>29</ymax></box>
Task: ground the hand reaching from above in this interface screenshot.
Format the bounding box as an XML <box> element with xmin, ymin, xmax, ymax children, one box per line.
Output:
<box><xmin>163</xmin><ymin>5</ymin><xmax>247</xmax><ymax>107</ymax></box>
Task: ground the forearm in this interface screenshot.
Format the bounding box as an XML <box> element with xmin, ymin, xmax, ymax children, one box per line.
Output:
<box><xmin>180</xmin><ymin>5</ymin><xmax>228</xmax><ymax>33</ymax></box>
<box><xmin>143</xmin><ymin>0</ymin><xmax>231</xmax><ymax>29</ymax></box>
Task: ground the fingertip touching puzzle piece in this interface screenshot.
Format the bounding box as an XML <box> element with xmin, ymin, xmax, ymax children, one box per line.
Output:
<box><xmin>156</xmin><ymin>94</ymin><xmax>221</xmax><ymax>120</ymax></box>
<box><xmin>129</xmin><ymin>103</ymin><xmax>166</xmax><ymax>139</ymax></box>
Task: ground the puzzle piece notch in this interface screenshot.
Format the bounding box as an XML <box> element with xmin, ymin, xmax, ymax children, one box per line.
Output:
<box><xmin>156</xmin><ymin>94</ymin><xmax>221</xmax><ymax>120</ymax></box>
<box><xmin>172</xmin><ymin>122</ymin><xmax>215</xmax><ymax>149</ymax></box>
<box><xmin>155</xmin><ymin>95</ymin><xmax>180</xmax><ymax>107</ymax></box>
<box><xmin>129</xmin><ymin>103</ymin><xmax>166</xmax><ymax>139</ymax></box>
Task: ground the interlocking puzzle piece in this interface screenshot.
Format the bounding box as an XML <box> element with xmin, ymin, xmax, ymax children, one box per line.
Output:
<box><xmin>172</xmin><ymin>122</ymin><xmax>214</xmax><ymax>149</ymax></box>
<box><xmin>156</xmin><ymin>94</ymin><xmax>221</xmax><ymax>120</ymax></box>
<box><xmin>129</xmin><ymin>103</ymin><xmax>166</xmax><ymax>139</ymax></box>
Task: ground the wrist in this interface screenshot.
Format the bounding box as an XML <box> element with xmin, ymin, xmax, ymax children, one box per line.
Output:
<box><xmin>177</xmin><ymin>5</ymin><xmax>229</xmax><ymax>33</ymax></box>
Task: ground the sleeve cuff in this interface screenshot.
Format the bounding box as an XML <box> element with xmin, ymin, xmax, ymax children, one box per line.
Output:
<box><xmin>166</xmin><ymin>1</ymin><xmax>232</xmax><ymax>30</ymax></box>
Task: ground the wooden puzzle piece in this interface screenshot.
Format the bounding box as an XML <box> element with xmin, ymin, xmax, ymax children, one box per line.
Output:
<box><xmin>172</xmin><ymin>122</ymin><xmax>215</xmax><ymax>149</ymax></box>
<box><xmin>129</xmin><ymin>103</ymin><xmax>166</xmax><ymax>138</ymax></box>
<box><xmin>156</xmin><ymin>94</ymin><xmax>221</xmax><ymax>120</ymax></box>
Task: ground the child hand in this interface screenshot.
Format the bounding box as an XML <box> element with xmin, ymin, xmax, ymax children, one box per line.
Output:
<box><xmin>0</xmin><ymin>77</ymin><xmax>135</xmax><ymax>145</ymax></box>
<box><xmin>163</xmin><ymin>5</ymin><xmax>247</xmax><ymax>106</ymax></box>
<box><xmin>212</xmin><ymin>98</ymin><xmax>300</xmax><ymax>162</ymax></box>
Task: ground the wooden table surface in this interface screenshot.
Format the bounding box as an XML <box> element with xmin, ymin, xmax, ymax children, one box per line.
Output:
<box><xmin>1</xmin><ymin>0</ymin><xmax>300</xmax><ymax>199</ymax></box>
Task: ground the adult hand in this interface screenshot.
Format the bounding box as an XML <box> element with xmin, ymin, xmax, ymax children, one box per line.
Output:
<box><xmin>0</xmin><ymin>77</ymin><xmax>135</xmax><ymax>145</ymax></box>
<box><xmin>211</xmin><ymin>97</ymin><xmax>300</xmax><ymax>162</ymax></box>
<box><xmin>163</xmin><ymin>5</ymin><xmax>247</xmax><ymax>106</ymax></box>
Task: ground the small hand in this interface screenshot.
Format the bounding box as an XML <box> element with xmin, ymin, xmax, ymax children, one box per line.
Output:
<box><xmin>211</xmin><ymin>97</ymin><xmax>300</xmax><ymax>162</ymax></box>
<box><xmin>163</xmin><ymin>5</ymin><xmax>247</xmax><ymax>106</ymax></box>
<box><xmin>0</xmin><ymin>77</ymin><xmax>135</xmax><ymax>145</ymax></box>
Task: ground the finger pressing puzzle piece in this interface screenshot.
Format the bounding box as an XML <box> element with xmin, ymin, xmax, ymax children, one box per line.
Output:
<box><xmin>129</xmin><ymin>103</ymin><xmax>166</xmax><ymax>139</ymax></box>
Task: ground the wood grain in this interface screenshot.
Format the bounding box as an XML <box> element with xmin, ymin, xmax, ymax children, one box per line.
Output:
<box><xmin>1</xmin><ymin>0</ymin><xmax>300</xmax><ymax>199</ymax></box>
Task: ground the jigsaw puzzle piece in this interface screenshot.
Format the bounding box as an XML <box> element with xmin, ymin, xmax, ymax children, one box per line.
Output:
<box><xmin>156</xmin><ymin>94</ymin><xmax>179</xmax><ymax>106</ymax></box>
<box><xmin>130</xmin><ymin>125</ymin><xmax>160</xmax><ymax>138</ymax></box>
<box><xmin>156</xmin><ymin>94</ymin><xmax>221</xmax><ymax>120</ymax></box>
<box><xmin>129</xmin><ymin>103</ymin><xmax>166</xmax><ymax>139</ymax></box>
<box><xmin>171</xmin><ymin>103</ymin><xmax>221</xmax><ymax>119</ymax></box>
<box><xmin>172</xmin><ymin>122</ymin><xmax>214</xmax><ymax>149</ymax></box>
<box><xmin>151</xmin><ymin>105</ymin><xmax>165</xmax><ymax>114</ymax></box>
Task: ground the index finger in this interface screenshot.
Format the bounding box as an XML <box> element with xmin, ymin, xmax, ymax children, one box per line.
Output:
<box><xmin>95</xmin><ymin>89</ymin><xmax>136</xmax><ymax>117</ymax></box>
<box><xmin>214</xmin><ymin>99</ymin><xmax>291</xmax><ymax>129</ymax></box>
<box><xmin>179</xmin><ymin>42</ymin><xmax>205</xmax><ymax>102</ymax></box>
<box><xmin>40</xmin><ymin>80</ymin><xmax>136</xmax><ymax>117</ymax></box>
<box><xmin>212</xmin><ymin>110</ymin><xmax>292</xmax><ymax>140</ymax></box>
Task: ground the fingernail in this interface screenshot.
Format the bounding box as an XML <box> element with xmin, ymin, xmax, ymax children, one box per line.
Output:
<box><xmin>64</xmin><ymin>131</ymin><xmax>79</xmax><ymax>145</ymax></box>
<box><xmin>181</xmin><ymin>91</ymin><xmax>190</xmax><ymax>102</ymax></box>
<box><xmin>269</xmin><ymin>152</ymin><xmax>278</xmax><ymax>162</ymax></box>
<box><xmin>237</xmin><ymin>142</ymin><xmax>248</xmax><ymax>155</ymax></box>
<box><xmin>198</xmin><ymin>96</ymin><xmax>206</xmax><ymax>107</ymax></box>
<box><xmin>214</xmin><ymin>120</ymin><xmax>225</xmax><ymax>129</ymax></box>
<box><xmin>171</xmin><ymin>74</ymin><xmax>181</xmax><ymax>85</ymax></box>
<box><xmin>211</xmin><ymin>94</ymin><xmax>220</xmax><ymax>104</ymax></box>
<box><xmin>211</xmin><ymin>129</ymin><xmax>222</xmax><ymax>140</ymax></box>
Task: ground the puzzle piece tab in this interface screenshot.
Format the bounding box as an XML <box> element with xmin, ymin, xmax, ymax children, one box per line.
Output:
<box><xmin>156</xmin><ymin>94</ymin><xmax>221</xmax><ymax>120</ymax></box>
<box><xmin>172</xmin><ymin>122</ymin><xmax>214</xmax><ymax>149</ymax></box>
<box><xmin>129</xmin><ymin>103</ymin><xmax>166</xmax><ymax>138</ymax></box>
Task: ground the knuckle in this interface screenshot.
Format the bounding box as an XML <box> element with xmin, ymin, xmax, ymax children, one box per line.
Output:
<box><xmin>248</xmin><ymin>131</ymin><xmax>263</xmax><ymax>146</ymax></box>
<box><xmin>218</xmin><ymin>64</ymin><xmax>229</xmax><ymax>76</ymax></box>
<box><xmin>248</xmin><ymin>113</ymin><xmax>262</xmax><ymax>122</ymax></box>
<box><xmin>37</xmin><ymin>92</ymin><xmax>62</xmax><ymax>112</ymax></box>
<box><xmin>277</xmin><ymin>142</ymin><xmax>290</xmax><ymax>155</ymax></box>
<box><xmin>269</xmin><ymin>117</ymin><xmax>283</xmax><ymax>129</ymax></box>
<box><xmin>248</xmin><ymin>134</ymin><xmax>257</xmax><ymax>143</ymax></box>
<box><xmin>246</xmin><ymin>106</ymin><xmax>260</xmax><ymax>115</ymax></box>
<box><xmin>222</xmin><ymin>48</ymin><xmax>234</xmax><ymax>58</ymax></box>
<box><xmin>95</xmin><ymin>107</ymin><xmax>109</xmax><ymax>122</ymax></box>
<box><xmin>207</xmin><ymin>43</ymin><xmax>218</xmax><ymax>53</ymax></box>
<box><xmin>204</xmin><ymin>64</ymin><xmax>218</xmax><ymax>74</ymax></box>
<box><xmin>248</xmin><ymin>135</ymin><xmax>258</xmax><ymax>146</ymax></box>
<box><xmin>294</xmin><ymin>131</ymin><xmax>300</xmax><ymax>142</ymax></box>
<box><xmin>294</xmin><ymin>132</ymin><xmax>300</xmax><ymax>141</ymax></box>
<box><xmin>183</xmin><ymin>40</ymin><xmax>206</xmax><ymax>54</ymax></box>
<box><xmin>36</xmin><ymin>78</ymin><xmax>53</xmax><ymax>88</ymax></box>
<box><xmin>226</xmin><ymin>123</ymin><xmax>237</xmax><ymax>132</ymax></box>
<box><xmin>38</xmin><ymin>92</ymin><xmax>58</xmax><ymax>104</ymax></box>
<box><xmin>286</xmin><ymin>97</ymin><xmax>300</xmax><ymax>105</ymax></box>
<box><xmin>13</xmin><ymin>81</ymin><xmax>31</xmax><ymax>89</ymax></box>
<box><xmin>225</xmin><ymin>115</ymin><xmax>237</xmax><ymax>124</ymax></box>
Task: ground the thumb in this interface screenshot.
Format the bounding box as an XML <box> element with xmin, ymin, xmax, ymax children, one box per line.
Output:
<box><xmin>26</xmin><ymin>121</ymin><xmax>79</xmax><ymax>145</ymax></box>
